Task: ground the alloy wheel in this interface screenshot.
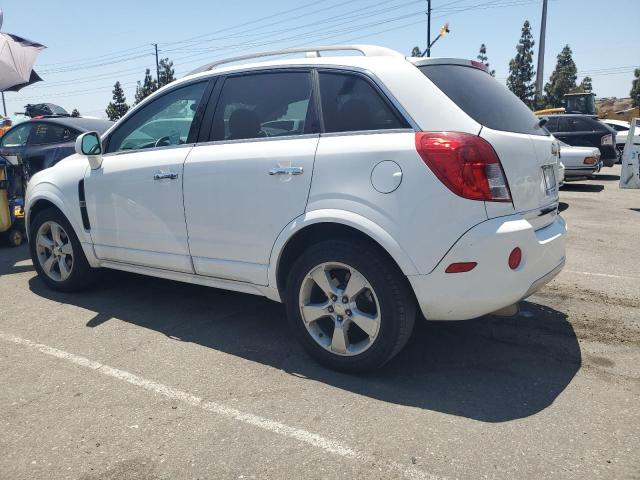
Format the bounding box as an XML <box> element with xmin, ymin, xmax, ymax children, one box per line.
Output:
<box><xmin>298</xmin><ymin>262</ymin><xmax>381</xmax><ymax>356</ymax></box>
<box><xmin>35</xmin><ymin>221</ymin><xmax>74</xmax><ymax>282</ymax></box>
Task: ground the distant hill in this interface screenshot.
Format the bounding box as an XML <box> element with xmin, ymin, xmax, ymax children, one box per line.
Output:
<box><xmin>597</xmin><ymin>97</ymin><xmax>634</xmax><ymax>116</ymax></box>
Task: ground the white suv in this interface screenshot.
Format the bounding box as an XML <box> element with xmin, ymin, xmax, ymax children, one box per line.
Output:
<box><xmin>25</xmin><ymin>45</ymin><xmax>566</xmax><ymax>372</ymax></box>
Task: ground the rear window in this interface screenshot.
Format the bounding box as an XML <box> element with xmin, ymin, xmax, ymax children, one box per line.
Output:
<box><xmin>419</xmin><ymin>64</ymin><xmax>547</xmax><ymax>136</ymax></box>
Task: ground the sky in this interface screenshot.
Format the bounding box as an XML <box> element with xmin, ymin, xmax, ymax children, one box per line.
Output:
<box><xmin>2</xmin><ymin>0</ymin><xmax>639</xmax><ymax>119</ymax></box>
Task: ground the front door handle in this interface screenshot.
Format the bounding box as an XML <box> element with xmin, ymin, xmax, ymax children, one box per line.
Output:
<box><xmin>153</xmin><ymin>172</ymin><xmax>178</xmax><ymax>180</ymax></box>
<box><xmin>269</xmin><ymin>166</ymin><xmax>304</xmax><ymax>176</ymax></box>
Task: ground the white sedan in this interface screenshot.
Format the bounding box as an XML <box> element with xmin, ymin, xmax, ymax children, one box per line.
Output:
<box><xmin>601</xmin><ymin>119</ymin><xmax>640</xmax><ymax>161</ymax></box>
<box><xmin>559</xmin><ymin>141</ymin><xmax>602</xmax><ymax>181</ymax></box>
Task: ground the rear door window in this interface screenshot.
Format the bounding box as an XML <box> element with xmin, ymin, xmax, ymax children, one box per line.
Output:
<box><xmin>211</xmin><ymin>71</ymin><xmax>314</xmax><ymax>141</ymax></box>
<box><xmin>318</xmin><ymin>72</ymin><xmax>408</xmax><ymax>133</ymax></box>
<box><xmin>420</xmin><ymin>64</ymin><xmax>548</xmax><ymax>136</ymax></box>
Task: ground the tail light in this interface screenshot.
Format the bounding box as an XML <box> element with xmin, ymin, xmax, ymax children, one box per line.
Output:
<box><xmin>415</xmin><ymin>132</ymin><xmax>512</xmax><ymax>202</ymax></box>
<box><xmin>601</xmin><ymin>134</ymin><xmax>613</xmax><ymax>146</ymax></box>
<box><xmin>583</xmin><ymin>157</ymin><xmax>598</xmax><ymax>165</ymax></box>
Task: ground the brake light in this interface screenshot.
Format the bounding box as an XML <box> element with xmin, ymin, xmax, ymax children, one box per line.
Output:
<box><xmin>470</xmin><ymin>60</ymin><xmax>488</xmax><ymax>71</ymax></box>
<box><xmin>601</xmin><ymin>134</ymin><xmax>613</xmax><ymax>146</ymax></box>
<box><xmin>415</xmin><ymin>132</ymin><xmax>512</xmax><ymax>202</ymax></box>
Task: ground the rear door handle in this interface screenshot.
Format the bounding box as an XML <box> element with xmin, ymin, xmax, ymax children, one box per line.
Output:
<box><xmin>153</xmin><ymin>172</ymin><xmax>178</xmax><ymax>180</ymax></box>
<box><xmin>269</xmin><ymin>166</ymin><xmax>304</xmax><ymax>176</ymax></box>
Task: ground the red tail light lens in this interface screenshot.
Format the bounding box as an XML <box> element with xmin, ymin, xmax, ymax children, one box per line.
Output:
<box><xmin>415</xmin><ymin>132</ymin><xmax>512</xmax><ymax>202</ymax></box>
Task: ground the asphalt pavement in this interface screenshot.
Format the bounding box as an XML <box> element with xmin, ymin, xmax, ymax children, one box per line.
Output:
<box><xmin>0</xmin><ymin>164</ymin><xmax>638</xmax><ymax>480</ymax></box>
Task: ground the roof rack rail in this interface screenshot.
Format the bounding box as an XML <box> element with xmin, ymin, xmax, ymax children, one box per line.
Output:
<box><xmin>188</xmin><ymin>44</ymin><xmax>403</xmax><ymax>76</ymax></box>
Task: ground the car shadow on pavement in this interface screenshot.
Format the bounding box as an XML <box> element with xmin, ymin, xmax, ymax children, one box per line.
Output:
<box><xmin>561</xmin><ymin>183</ymin><xmax>604</xmax><ymax>192</ymax></box>
<box><xmin>28</xmin><ymin>269</ymin><xmax>581</xmax><ymax>423</ymax></box>
<box><xmin>595</xmin><ymin>174</ymin><xmax>620</xmax><ymax>181</ymax></box>
<box><xmin>0</xmin><ymin>244</ymin><xmax>33</xmax><ymax>275</ymax></box>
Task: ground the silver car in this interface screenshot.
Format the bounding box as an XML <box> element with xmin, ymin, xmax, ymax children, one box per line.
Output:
<box><xmin>559</xmin><ymin>141</ymin><xmax>601</xmax><ymax>181</ymax></box>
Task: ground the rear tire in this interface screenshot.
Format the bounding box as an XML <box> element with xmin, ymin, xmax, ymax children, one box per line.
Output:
<box><xmin>29</xmin><ymin>208</ymin><xmax>97</xmax><ymax>292</ymax></box>
<box><xmin>284</xmin><ymin>239</ymin><xmax>415</xmax><ymax>372</ymax></box>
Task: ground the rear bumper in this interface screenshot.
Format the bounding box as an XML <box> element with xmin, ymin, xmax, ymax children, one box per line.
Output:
<box><xmin>408</xmin><ymin>213</ymin><xmax>566</xmax><ymax>320</ymax></box>
<box><xmin>564</xmin><ymin>161</ymin><xmax>601</xmax><ymax>177</ymax></box>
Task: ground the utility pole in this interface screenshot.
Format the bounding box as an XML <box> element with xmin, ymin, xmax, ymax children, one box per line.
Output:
<box><xmin>152</xmin><ymin>43</ymin><xmax>160</xmax><ymax>85</ymax></box>
<box><xmin>426</xmin><ymin>0</ymin><xmax>432</xmax><ymax>57</ymax></box>
<box><xmin>535</xmin><ymin>0</ymin><xmax>548</xmax><ymax>107</ymax></box>
<box><xmin>1</xmin><ymin>92</ymin><xmax>6</xmax><ymax>117</ymax></box>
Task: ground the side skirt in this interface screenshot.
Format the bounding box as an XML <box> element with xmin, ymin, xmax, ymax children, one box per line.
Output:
<box><xmin>99</xmin><ymin>260</ymin><xmax>281</xmax><ymax>302</ymax></box>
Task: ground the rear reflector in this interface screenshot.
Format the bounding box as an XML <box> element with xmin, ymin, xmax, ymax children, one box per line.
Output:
<box><xmin>415</xmin><ymin>132</ymin><xmax>512</xmax><ymax>202</ymax></box>
<box><xmin>445</xmin><ymin>262</ymin><xmax>478</xmax><ymax>273</ymax></box>
<box><xmin>508</xmin><ymin>247</ymin><xmax>522</xmax><ymax>270</ymax></box>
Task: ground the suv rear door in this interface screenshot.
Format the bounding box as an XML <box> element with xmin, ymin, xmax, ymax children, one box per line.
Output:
<box><xmin>183</xmin><ymin>70</ymin><xmax>319</xmax><ymax>285</ymax></box>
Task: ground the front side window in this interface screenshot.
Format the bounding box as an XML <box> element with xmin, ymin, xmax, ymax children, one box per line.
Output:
<box><xmin>1</xmin><ymin>123</ymin><xmax>32</xmax><ymax>147</ymax></box>
<box><xmin>211</xmin><ymin>72</ymin><xmax>314</xmax><ymax>141</ymax></box>
<box><xmin>106</xmin><ymin>81</ymin><xmax>207</xmax><ymax>153</ymax></box>
<box><xmin>319</xmin><ymin>72</ymin><xmax>407</xmax><ymax>133</ymax></box>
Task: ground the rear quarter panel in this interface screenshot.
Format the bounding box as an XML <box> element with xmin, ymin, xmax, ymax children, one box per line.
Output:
<box><xmin>306</xmin><ymin>131</ymin><xmax>488</xmax><ymax>275</ymax></box>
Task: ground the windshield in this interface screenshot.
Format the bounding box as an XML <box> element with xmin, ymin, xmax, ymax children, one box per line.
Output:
<box><xmin>419</xmin><ymin>64</ymin><xmax>548</xmax><ymax>136</ymax></box>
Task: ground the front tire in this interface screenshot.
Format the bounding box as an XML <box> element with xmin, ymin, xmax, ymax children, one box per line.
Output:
<box><xmin>29</xmin><ymin>208</ymin><xmax>97</xmax><ymax>292</ymax></box>
<box><xmin>285</xmin><ymin>239</ymin><xmax>415</xmax><ymax>372</ymax></box>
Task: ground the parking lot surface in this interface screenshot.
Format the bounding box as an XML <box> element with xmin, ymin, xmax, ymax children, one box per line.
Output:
<box><xmin>1</xmin><ymin>164</ymin><xmax>638</xmax><ymax>480</ymax></box>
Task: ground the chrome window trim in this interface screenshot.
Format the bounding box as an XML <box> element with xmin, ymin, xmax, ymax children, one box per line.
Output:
<box><xmin>320</xmin><ymin>128</ymin><xmax>414</xmax><ymax>138</ymax></box>
<box><xmin>101</xmin><ymin>143</ymin><xmax>195</xmax><ymax>158</ymax></box>
<box><xmin>194</xmin><ymin>133</ymin><xmax>320</xmax><ymax>148</ymax></box>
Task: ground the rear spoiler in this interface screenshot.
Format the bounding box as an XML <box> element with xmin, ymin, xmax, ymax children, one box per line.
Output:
<box><xmin>406</xmin><ymin>57</ymin><xmax>489</xmax><ymax>73</ymax></box>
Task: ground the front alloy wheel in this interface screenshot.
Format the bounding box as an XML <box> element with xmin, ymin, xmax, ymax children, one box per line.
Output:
<box><xmin>299</xmin><ymin>262</ymin><xmax>381</xmax><ymax>356</ymax></box>
<box><xmin>35</xmin><ymin>220</ymin><xmax>74</xmax><ymax>282</ymax></box>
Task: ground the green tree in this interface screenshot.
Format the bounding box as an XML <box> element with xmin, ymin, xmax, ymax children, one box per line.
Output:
<box><xmin>543</xmin><ymin>45</ymin><xmax>578</xmax><ymax>108</ymax></box>
<box><xmin>158</xmin><ymin>58</ymin><xmax>175</xmax><ymax>87</ymax></box>
<box><xmin>105</xmin><ymin>81</ymin><xmax>130</xmax><ymax>121</ymax></box>
<box><xmin>134</xmin><ymin>69</ymin><xmax>158</xmax><ymax>104</ymax></box>
<box><xmin>71</xmin><ymin>108</ymin><xmax>80</xmax><ymax>117</ymax></box>
<box><xmin>477</xmin><ymin>43</ymin><xmax>495</xmax><ymax>77</ymax></box>
<box><xmin>410</xmin><ymin>46</ymin><xmax>422</xmax><ymax>57</ymax></box>
<box><xmin>506</xmin><ymin>20</ymin><xmax>536</xmax><ymax>107</ymax></box>
<box><xmin>580</xmin><ymin>76</ymin><xmax>593</xmax><ymax>92</ymax></box>
<box><xmin>631</xmin><ymin>68</ymin><xmax>640</xmax><ymax>107</ymax></box>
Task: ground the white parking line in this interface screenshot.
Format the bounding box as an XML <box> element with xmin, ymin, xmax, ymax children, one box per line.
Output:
<box><xmin>0</xmin><ymin>331</ymin><xmax>440</xmax><ymax>480</ymax></box>
<box><xmin>565</xmin><ymin>270</ymin><xmax>640</xmax><ymax>280</ymax></box>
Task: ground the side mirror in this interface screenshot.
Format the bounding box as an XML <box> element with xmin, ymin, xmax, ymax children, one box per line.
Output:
<box><xmin>75</xmin><ymin>132</ymin><xmax>103</xmax><ymax>170</ymax></box>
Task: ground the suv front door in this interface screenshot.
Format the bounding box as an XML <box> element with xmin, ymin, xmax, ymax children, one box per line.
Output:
<box><xmin>84</xmin><ymin>80</ymin><xmax>210</xmax><ymax>272</ymax></box>
<box><xmin>183</xmin><ymin>70</ymin><xmax>319</xmax><ymax>285</ymax></box>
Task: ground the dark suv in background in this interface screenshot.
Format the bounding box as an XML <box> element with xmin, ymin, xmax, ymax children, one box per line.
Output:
<box><xmin>0</xmin><ymin>117</ymin><xmax>112</xmax><ymax>178</ymax></box>
<box><xmin>541</xmin><ymin>114</ymin><xmax>617</xmax><ymax>167</ymax></box>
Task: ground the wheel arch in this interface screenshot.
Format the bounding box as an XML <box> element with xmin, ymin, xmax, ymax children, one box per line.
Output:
<box><xmin>270</xmin><ymin>210</ymin><xmax>418</xmax><ymax>299</ymax></box>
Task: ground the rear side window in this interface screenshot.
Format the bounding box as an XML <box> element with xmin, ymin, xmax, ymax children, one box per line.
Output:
<box><xmin>318</xmin><ymin>72</ymin><xmax>408</xmax><ymax>133</ymax></box>
<box><xmin>211</xmin><ymin>72</ymin><xmax>314</xmax><ymax>141</ymax></box>
<box><xmin>420</xmin><ymin>64</ymin><xmax>547</xmax><ymax>136</ymax></box>
<box><xmin>29</xmin><ymin>123</ymin><xmax>78</xmax><ymax>145</ymax></box>
<box><xmin>558</xmin><ymin>117</ymin><xmax>595</xmax><ymax>132</ymax></box>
